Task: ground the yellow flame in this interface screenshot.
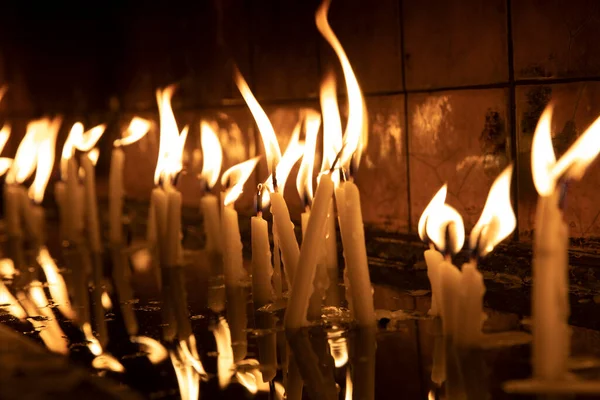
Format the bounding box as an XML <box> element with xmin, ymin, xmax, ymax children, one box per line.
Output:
<box><xmin>27</xmin><ymin>280</ymin><xmax>69</xmax><ymax>354</ymax></box>
<box><xmin>532</xmin><ymin>106</ymin><xmax>600</xmax><ymax>197</ymax></box>
<box><xmin>0</xmin><ymin>281</ymin><xmax>26</xmax><ymax>319</ymax></box>
<box><xmin>154</xmin><ymin>86</ymin><xmax>188</xmax><ymax>186</ymax></box>
<box><xmin>428</xmin><ymin>390</ymin><xmax>435</xmax><ymax>400</ymax></box>
<box><xmin>75</xmin><ymin>124</ymin><xmax>106</xmax><ymax>152</ymax></box>
<box><xmin>345</xmin><ymin>368</ymin><xmax>353</xmax><ymax>400</ymax></box>
<box><xmin>0</xmin><ymin>123</ymin><xmax>11</xmax><ymax>154</ymax></box>
<box><xmin>131</xmin><ymin>336</ymin><xmax>169</xmax><ymax>364</ymax></box>
<box><xmin>0</xmin><ymin>258</ymin><xmax>15</xmax><ymax>279</ymax></box>
<box><xmin>29</xmin><ymin>118</ymin><xmax>61</xmax><ymax>204</ymax></box>
<box><xmin>101</xmin><ymin>291</ymin><xmax>112</xmax><ymax>310</ymax></box>
<box><xmin>213</xmin><ymin>316</ymin><xmax>235</xmax><ymax>389</ymax></box>
<box><xmin>328</xmin><ymin>332</ymin><xmax>349</xmax><ymax>368</ymax></box>
<box><xmin>418</xmin><ymin>184</ymin><xmax>448</xmax><ymax>242</ymax></box>
<box><xmin>169</xmin><ymin>335</ymin><xmax>205</xmax><ymax>400</ymax></box>
<box><xmin>83</xmin><ymin>322</ymin><xmax>103</xmax><ymax>356</ymax></box>
<box><xmin>426</xmin><ymin>203</ymin><xmax>465</xmax><ymax>254</ymax></box>
<box><xmin>88</xmin><ymin>148</ymin><xmax>100</xmax><ymax>165</ymax></box>
<box><xmin>0</xmin><ymin>158</ymin><xmax>12</xmax><ymax>176</ymax></box>
<box><xmin>114</xmin><ymin>117</ymin><xmax>151</xmax><ymax>147</ymax></box>
<box><xmin>316</xmin><ymin>0</ymin><xmax>367</xmax><ymax>170</ymax></box>
<box><xmin>60</xmin><ymin>122</ymin><xmax>84</xmax><ymax>180</ymax></box>
<box><xmin>234</xmin><ymin>66</ymin><xmax>281</xmax><ymax>174</ymax></box>
<box><xmin>469</xmin><ymin>165</ymin><xmax>515</xmax><ymax>256</ymax></box>
<box><xmin>236</xmin><ymin>359</ymin><xmax>272</xmax><ymax>394</ymax></box>
<box><xmin>320</xmin><ymin>71</ymin><xmax>343</xmax><ymax>176</ymax></box>
<box><xmin>6</xmin><ymin>120</ymin><xmax>44</xmax><ymax>184</ymax></box>
<box><xmin>221</xmin><ymin>157</ymin><xmax>260</xmax><ymax>206</ymax></box>
<box><xmin>37</xmin><ymin>247</ymin><xmax>76</xmax><ymax>320</ymax></box>
<box><xmin>92</xmin><ymin>354</ymin><xmax>125</xmax><ymax>373</ymax></box>
<box><xmin>200</xmin><ymin>120</ymin><xmax>223</xmax><ymax>189</ymax></box>
<box><xmin>296</xmin><ymin>110</ymin><xmax>321</xmax><ymax>203</ymax></box>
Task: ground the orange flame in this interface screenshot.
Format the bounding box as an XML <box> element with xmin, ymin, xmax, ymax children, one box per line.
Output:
<box><xmin>532</xmin><ymin>105</ymin><xmax>600</xmax><ymax>196</ymax></box>
<box><xmin>131</xmin><ymin>336</ymin><xmax>168</xmax><ymax>365</ymax></box>
<box><xmin>27</xmin><ymin>280</ymin><xmax>69</xmax><ymax>354</ymax></box>
<box><xmin>37</xmin><ymin>247</ymin><xmax>76</xmax><ymax>320</ymax></box>
<box><xmin>418</xmin><ymin>185</ymin><xmax>448</xmax><ymax>242</ymax></box>
<box><xmin>6</xmin><ymin>120</ymin><xmax>44</xmax><ymax>184</ymax></box>
<box><xmin>316</xmin><ymin>0</ymin><xmax>367</xmax><ymax>171</ymax></box>
<box><xmin>75</xmin><ymin>124</ymin><xmax>106</xmax><ymax>152</ymax></box>
<box><xmin>469</xmin><ymin>165</ymin><xmax>515</xmax><ymax>256</ymax></box>
<box><xmin>60</xmin><ymin>122</ymin><xmax>84</xmax><ymax>180</ymax></box>
<box><xmin>169</xmin><ymin>335</ymin><xmax>206</xmax><ymax>400</ymax></box>
<box><xmin>101</xmin><ymin>291</ymin><xmax>112</xmax><ymax>310</ymax></box>
<box><xmin>320</xmin><ymin>71</ymin><xmax>343</xmax><ymax>174</ymax></box>
<box><xmin>345</xmin><ymin>368</ymin><xmax>353</xmax><ymax>400</ymax></box>
<box><xmin>426</xmin><ymin>203</ymin><xmax>465</xmax><ymax>255</ymax></box>
<box><xmin>0</xmin><ymin>281</ymin><xmax>26</xmax><ymax>319</ymax></box>
<box><xmin>213</xmin><ymin>316</ymin><xmax>235</xmax><ymax>388</ymax></box>
<box><xmin>221</xmin><ymin>157</ymin><xmax>260</xmax><ymax>206</ymax></box>
<box><xmin>0</xmin><ymin>258</ymin><xmax>15</xmax><ymax>279</ymax></box>
<box><xmin>92</xmin><ymin>354</ymin><xmax>126</xmax><ymax>373</ymax></box>
<box><xmin>114</xmin><ymin>117</ymin><xmax>151</xmax><ymax>147</ymax></box>
<box><xmin>200</xmin><ymin>121</ymin><xmax>223</xmax><ymax>190</ymax></box>
<box><xmin>234</xmin><ymin>66</ymin><xmax>281</xmax><ymax>175</ymax></box>
<box><xmin>29</xmin><ymin>117</ymin><xmax>61</xmax><ymax>204</ymax></box>
<box><xmin>296</xmin><ymin>110</ymin><xmax>322</xmax><ymax>203</ymax></box>
<box><xmin>154</xmin><ymin>85</ymin><xmax>188</xmax><ymax>187</ymax></box>
<box><xmin>0</xmin><ymin>123</ymin><xmax>11</xmax><ymax>154</ymax></box>
<box><xmin>328</xmin><ymin>329</ymin><xmax>349</xmax><ymax>367</ymax></box>
<box><xmin>0</xmin><ymin>158</ymin><xmax>12</xmax><ymax>176</ymax></box>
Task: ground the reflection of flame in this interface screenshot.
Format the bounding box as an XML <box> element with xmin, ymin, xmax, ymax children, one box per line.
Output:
<box><xmin>213</xmin><ymin>317</ymin><xmax>235</xmax><ymax>389</ymax></box>
<box><xmin>316</xmin><ymin>0</ymin><xmax>367</xmax><ymax>170</ymax></box>
<box><xmin>428</xmin><ymin>390</ymin><xmax>435</xmax><ymax>400</ymax></box>
<box><xmin>0</xmin><ymin>258</ymin><xmax>15</xmax><ymax>279</ymax></box>
<box><xmin>28</xmin><ymin>280</ymin><xmax>69</xmax><ymax>354</ymax></box>
<box><xmin>169</xmin><ymin>335</ymin><xmax>205</xmax><ymax>400</ymax></box>
<box><xmin>236</xmin><ymin>359</ymin><xmax>278</xmax><ymax>395</ymax></box>
<box><xmin>101</xmin><ymin>291</ymin><xmax>112</xmax><ymax>310</ymax></box>
<box><xmin>154</xmin><ymin>86</ymin><xmax>188</xmax><ymax>186</ymax></box>
<box><xmin>83</xmin><ymin>322</ymin><xmax>103</xmax><ymax>356</ymax></box>
<box><xmin>60</xmin><ymin>122</ymin><xmax>84</xmax><ymax>180</ymax></box>
<box><xmin>221</xmin><ymin>157</ymin><xmax>260</xmax><ymax>206</ymax></box>
<box><xmin>296</xmin><ymin>110</ymin><xmax>321</xmax><ymax>203</ymax></box>
<box><xmin>200</xmin><ymin>121</ymin><xmax>223</xmax><ymax>190</ymax></box>
<box><xmin>0</xmin><ymin>281</ymin><xmax>26</xmax><ymax>319</ymax></box>
<box><xmin>234</xmin><ymin>66</ymin><xmax>281</xmax><ymax>174</ymax></box>
<box><xmin>131</xmin><ymin>336</ymin><xmax>169</xmax><ymax>364</ymax></box>
<box><xmin>92</xmin><ymin>354</ymin><xmax>126</xmax><ymax>373</ymax></box>
<box><xmin>114</xmin><ymin>117</ymin><xmax>151</xmax><ymax>147</ymax></box>
<box><xmin>345</xmin><ymin>368</ymin><xmax>353</xmax><ymax>400</ymax></box>
<box><xmin>469</xmin><ymin>166</ymin><xmax>515</xmax><ymax>256</ymax></box>
<box><xmin>418</xmin><ymin>184</ymin><xmax>447</xmax><ymax>242</ymax></box>
<box><xmin>320</xmin><ymin>71</ymin><xmax>343</xmax><ymax>176</ymax></box>
<box><xmin>532</xmin><ymin>106</ymin><xmax>600</xmax><ymax>196</ymax></box>
<box><xmin>328</xmin><ymin>329</ymin><xmax>349</xmax><ymax>367</ymax></box>
<box><xmin>0</xmin><ymin>123</ymin><xmax>11</xmax><ymax>154</ymax></box>
<box><xmin>426</xmin><ymin>203</ymin><xmax>465</xmax><ymax>255</ymax></box>
<box><xmin>29</xmin><ymin>118</ymin><xmax>60</xmax><ymax>203</ymax></box>
<box><xmin>37</xmin><ymin>247</ymin><xmax>76</xmax><ymax>320</ymax></box>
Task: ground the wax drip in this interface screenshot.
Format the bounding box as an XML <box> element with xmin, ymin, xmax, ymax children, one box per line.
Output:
<box><xmin>255</xmin><ymin>184</ymin><xmax>263</xmax><ymax>216</ymax></box>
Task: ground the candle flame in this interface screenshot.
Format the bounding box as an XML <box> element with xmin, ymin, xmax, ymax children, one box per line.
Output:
<box><xmin>37</xmin><ymin>247</ymin><xmax>76</xmax><ymax>320</ymax></box>
<box><xmin>320</xmin><ymin>71</ymin><xmax>343</xmax><ymax>181</ymax></box>
<box><xmin>60</xmin><ymin>122</ymin><xmax>84</xmax><ymax>180</ymax></box>
<box><xmin>234</xmin><ymin>66</ymin><xmax>281</xmax><ymax>175</ymax></box>
<box><xmin>296</xmin><ymin>110</ymin><xmax>321</xmax><ymax>204</ymax></box>
<box><xmin>470</xmin><ymin>165</ymin><xmax>516</xmax><ymax>256</ymax></box>
<box><xmin>83</xmin><ymin>322</ymin><xmax>103</xmax><ymax>356</ymax></box>
<box><xmin>6</xmin><ymin>120</ymin><xmax>44</xmax><ymax>184</ymax></box>
<box><xmin>169</xmin><ymin>335</ymin><xmax>205</xmax><ymax>400</ymax></box>
<box><xmin>200</xmin><ymin>120</ymin><xmax>223</xmax><ymax>190</ymax></box>
<box><xmin>0</xmin><ymin>123</ymin><xmax>11</xmax><ymax>154</ymax></box>
<box><xmin>213</xmin><ymin>317</ymin><xmax>234</xmax><ymax>389</ymax></box>
<box><xmin>0</xmin><ymin>158</ymin><xmax>12</xmax><ymax>176</ymax></box>
<box><xmin>532</xmin><ymin>105</ymin><xmax>600</xmax><ymax>196</ymax></box>
<box><xmin>345</xmin><ymin>368</ymin><xmax>353</xmax><ymax>400</ymax></box>
<box><xmin>92</xmin><ymin>354</ymin><xmax>126</xmax><ymax>373</ymax></box>
<box><xmin>316</xmin><ymin>0</ymin><xmax>367</xmax><ymax>172</ymax></box>
<box><xmin>418</xmin><ymin>184</ymin><xmax>448</xmax><ymax>242</ymax></box>
<box><xmin>426</xmin><ymin>203</ymin><xmax>465</xmax><ymax>255</ymax></box>
<box><xmin>101</xmin><ymin>291</ymin><xmax>112</xmax><ymax>310</ymax></box>
<box><xmin>0</xmin><ymin>258</ymin><xmax>14</xmax><ymax>279</ymax></box>
<box><xmin>221</xmin><ymin>157</ymin><xmax>260</xmax><ymax>206</ymax></box>
<box><xmin>328</xmin><ymin>330</ymin><xmax>349</xmax><ymax>367</ymax></box>
<box><xmin>154</xmin><ymin>85</ymin><xmax>188</xmax><ymax>186</ymax></box>
<box><xmin>0</xmin><ymin>281</ymin><xmax>26</xmax><ymax>320</ymax></box>
<box><xmin>29</xmin><ymin>117</ymin><xmax>61</xmax><ymax>204</ymax></box>
<box><xmin>114</xmin><ymin>117</ymin><xmax>151</xmax><ymax>147</ymax></box>
<box><xmin>131</xmin><ymin>336</ymin><xmax>168</xmax><ymax>364</ymax></box>
<box><xmin>28</xmin><ymin>280</ymin><xmax>69</xmax><ymax>354</ymax></box>
<box><xmin>235</xmin><ymin>359</ymin><xmax>275</xmax><ymax>394</ymax></box>
<box><xmin>75</xmin><ymin>124</ymin><xmax>106</xmax><ymax>152</ymax></box>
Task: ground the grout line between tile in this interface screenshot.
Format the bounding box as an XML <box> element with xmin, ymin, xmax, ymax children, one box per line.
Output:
<box><xmin>507</xmin><ymin>0</ymin><xmax>519</xmax><ymax>241</ymax></box>
<box><xmin>399</xmin><ymin>0</ymin><xmax>413</xmax><ymax>234</ymax></box>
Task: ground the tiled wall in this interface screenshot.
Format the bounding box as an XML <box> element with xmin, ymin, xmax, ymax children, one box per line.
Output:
<box><xmin>2</xmin><ymin>0</ymin><xmax>600</xmax><ymax>245</ymax></box>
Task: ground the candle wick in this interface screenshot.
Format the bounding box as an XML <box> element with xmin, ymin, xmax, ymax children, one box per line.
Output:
<box><xmin>272</xmin><ymin>160</ymin><xmax>278</xmax><ymax>192</ymax></box>
<box><xmin>330</xmin><ymin>144</ymin><xmax>346</xmax><ymax>174</ymax></box>
<box><xmin>255</xmin><ymin>183</ymin><xmax>263</xmax><ymax>215</ymax></box>
<box><xmin>558</xmin><ymin>178</ymin><xmax>570</xmax><ymax>211</ymax></box>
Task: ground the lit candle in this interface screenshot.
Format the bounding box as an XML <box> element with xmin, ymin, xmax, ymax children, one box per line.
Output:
<box><xmin>529</xmin><ymin>107</ymin><xmax>600</xmax><ymax>380</ymax></box>
<box><xmin>221</xmin><ymin>157</ymin><xmax>259</xmax><ymax>361</ymax></box>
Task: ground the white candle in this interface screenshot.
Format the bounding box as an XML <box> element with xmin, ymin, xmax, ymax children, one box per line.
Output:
<box><xmin>272</xmin><ymin>224</ymin><xmax>283</xmax><ymax>298</ymax></box>
<box><xmin>54</xmin><ymin>182</ymin><xmax>67</xmax><ymax>238</ymax></box>
<box><xmin>151</xmin><ymin>187</ymin><xmax>168</xmax><ymax>265</ymax></box>
<box><xmin>66</xmin><ymin>158</ymin><xmax>84</xmax><ymax>242</ymax></box>
<box><xmin>285</xmin><ymin>174</ymin><xmax>334</xmax><ymax>329</ymax></box>
<box><xmin>533</xmin><ymin>189</ymin><xmax>569</xmax><ymax>379</ymax></box>
<box><xmin>300</xmin><ymin>207</ymin><xmax>327</xmax><ymax>321</ymax></box>
<box><xmin>200</xmin><ymin>194</ymin><xmax>222</xmax><ymax>253</ymax></box>
<box><xmin>335</xmin><ymin>180</ymin><xmax>375</xmax><ymax>326</ymax></box>
<box><xmin>81</xmin><ymin>154</ymin><xmax>102</xmax><ymax>253</ymax></box>
<box><xmin>4</xmin><ymin>184</ymin><xmax>23</xmax><ymax>238</ymax></box>
<box><xmin>109</xmin><ymin>146</ymin><xmax>125</xmax><ymax>245</ymax></box>
<box><xmin>439</xmin><ymin>260</ymin><xmax>462</xmax><ymax>336</ymax></box>
<box><xmin>424</xmin><ymin>244</ymin><xmax>444</xmax><ymax>316</ymax></box>
<box><xmin>165</xmin><ymin>186</ymin><xmax>182</xmax><ymax>267</ymax></box>
<box><xmin>323</xmin><ymin>201</ymin><xmax>340</xmax><ymax>306</ymax></box>
<box><xmin>271</xmin><ymin>191</ymin><xmax>300</xmax><ymax>286</ymax></box>
<box><xmin>455</xmin><ymin>260</ymin><xmax>485</xmax><ymax>347</ymax></box>
<box><xmin>251</xmin><ymin>214</ymin><xmax>273</xmax><ymax>308</ymax></box>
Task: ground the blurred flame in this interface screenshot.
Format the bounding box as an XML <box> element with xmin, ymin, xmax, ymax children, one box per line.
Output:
<box><xmin>0</xmin><ymin>158</ymin><xmax>12</xmax><ymax>176</ymax></box>
<box><xmin>532</xmin><ymin>105</ymin><xmax>600</xmax><ymax>196</ymax></box>
<box><xmin>130</xmin><ymin>248</ymin><xmax>152</xmax><ymax>273</ymax></box>
<box><xmin>426</xmin><ymin>203</ymin><xmax>465</xmax><ymax>255</ymax></box>
<box><xmin>328</xmin><ymin>331</ymin><xmax>349</xmax><ymax>367</ymax></box>
<box><xmin>170</xmin><ymin>335</ymin><xmax>206</xmax><ymax>400</ymax></box>
<box><xmin>213</xmin><ymin>316</ymin><xmax>235</xmax><ymax>389</ymax></box>
<box><xmin>101</xmin><ymin>291</ymin><xmax>112</xmax><ymax>310</ymax></box>
<box><xmin>0</xmin><ymin>258</ymin><xmax>15</xmax><ymax>279</ymax></box>
<box><xmin>234</xmin><ymin>66</ymin><xmax>281</xmax><ymax>174</ymax></box>
<box><xmin>83</xmin><ymin>322</ymin><xmax>103</xmax><ymax>356</ymax></box>
<box><xmin>428</xmin><ymin>390</ymin><xmax>435</xmax><ymax>400</ymax></box>
<box><xmin>316</xmin><ymin>0</ymin><xmax>367</xmax><ymax>171</ymax></box>
<box><xmin>154</xmin><ymin>86</ymin><xmax>188</xmax><ymax>187</ymax></box>
<box><xmin>418</xmin><ymin>185</ymin><xmax>448</xmax><ymax>242</ymax></box>
<box><xmin>87</xmin><ymin>148</ymin><xmax>100</xmax><ymax>165</ymax></box>
<box><xmin>6</xmin><ymin>120</ymin><xmax>43</xmax><ymax>184</ymax></box>
<box><xmin>0</xmin><ymin>281</ymin><xmax>26</xmax><ymax>319</ymax></box>
<box><xmin>29</xmin><ymin>118</ymin><xmax>61</xmax><ymax>204</ymax></box>
<box><xmin>0</xmin><ymin>123</ymin><xmax>11</xmax><ymax>154</ymax></box>
<box><xmin>114</xmin><ymin>117</ymin><xmax>151</xmax><ymax>147</ymax></box>
<box><xmin>37</xmin><ymin>247</ymin><xmax>76</xmax><ymax>320</ymax></box>
<box><xmin>469</xmin><ymin>165</ymin><xmax>515</xmax><ymax>256</ymax></box>
<box><xmin>92</xmin><ymin>354</ymin><xmax>125</xmax><ymax>373</ymax></box>
<box><xmin>221</xmin><ymin>157</ymin><xmax>260</xmax><ymax>207</ymax></box>
<box><xmin>200</xmin><ymin>120</ymin><xmax>223</xmax><ymax>190</ymax></box>
<box><xmin>296</xmin><ymin>110</ymin><xmax>321</xmax><ymax>204</ymax></box>
<box><xmin>131</xmin><ymin>336</ymin><xmax>168</xmax><ymax>365</ymax></box>
<box><xmin>60</xmin><ymin>122</ymin><xmax>84</xmax><ymax>180</ymax></box>
<box><xmin>345</xmin><ymin>369</ymin><xmax>353</xmax><ymax>400</ymax></box>
<box><xmin>235</xmin><ymin>359</ymin><xmax>274</xmax><ymax>394</ymax></box>
<box><xmin>27</xmin><ymin>280</ymin><xmax>69</xmax><ymax>354</ymax></box>
<box><xmin>320</xmin><ymin>71</ymin><xmax>343</xmax><ymax>177</ymax></box>
<box><xmin>75</xmin><ymin>124</ymin><xmax>106</xmax><ymax>152</ymax></box>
